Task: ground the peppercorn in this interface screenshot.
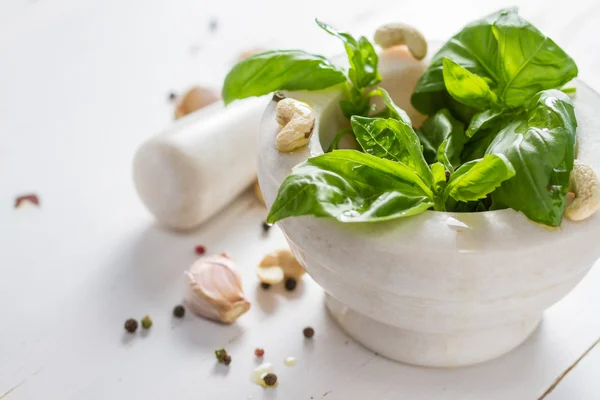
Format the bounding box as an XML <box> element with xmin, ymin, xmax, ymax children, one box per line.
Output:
<box><xmin>303</xmin><ymin>327</ymin><xmax>314</xmax><ymax>338</ymax></box>
<box><xmin>195</xmin><ymin>245</ymin><xmax>206</xmax><ymax>255</ymax></box>
<box><xmin>263</xmin><ymin>373</ymin><xmax>277</xmax><ymax>386</ymax></box>
<box><xmin>273</xmin><ymin>92</ymin><xmax>285</xmax><ymax>102</ymax></box>
<box><xmin>262</xmin><ymin>221</ymin><xmax>272</xmax><ymax>233</ymax></box>
<box><xmin>215</xmin><ymin>348</ymin><xmax>228</xmax><ymax>363</ymax></box>
<box><xmin>141</xmin><ymin>315</ymin><xmax>153</xmax><ymax>329</ymax></box>
<box><xmin>260</xmin><ymin>282</ymin><xmax>271</xmax><ymax>290</ymax></box>
<box><xmin>168</xmin><ymin>92</ymin><xmax>177</xmax><ymax>101</ymax></box>
<box><xmin>124</xmin><ymin>319</ymin><xmax>138</xmax><ymax>333</ymax></box>
<box><xmin>173</xmin><ymin>305</ymin><xmax>185</xmax><ymax>318</ymax></box>
<box><xmin>284</xmin><ymin>277</ymin><xmax>297</xmax><ymax>291</ymax></box>
<box><xmin>254</xmin><ymin>348</ymin><xmax>265</xmax><ymax>357</ymax></box>
<box><xmin>445</xmin><ymin>170</ymin><xmax>451</xmax><ymax>182</ymax></box>
<box><xmin>223</xmin><ymin>354</ymin><xmax>232</xmax><ymax>365</ymax></box>
<box><xmin>208</xmin><ymin>18</ymin><xmax>218</xmax><ymax>32</ymax></box>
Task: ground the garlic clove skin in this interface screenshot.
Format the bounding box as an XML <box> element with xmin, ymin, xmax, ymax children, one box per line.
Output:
<box><xmin>184</xmin><ymin>254</ymin><xmax>251</xmax><ymax>324</ymax></box>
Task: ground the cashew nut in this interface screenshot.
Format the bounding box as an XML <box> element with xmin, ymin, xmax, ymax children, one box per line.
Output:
<box><xmin>374</xmin><ymin>23</ymin><xmax>428</xmax><ymax>60</ymax></box>
<box><xmin>257</xmin><ymin>249</ymin><xmax>305</xmax><ymax>285</ymax></box>
<box><xmin>565</xmin><ymin>160</ymin><xmax>600</xmax><ymax>221</ymax></box>
<box><xmin>174</xmin><ymin>86</ymin><xmax>221</xmax><ymax>119</ymax></box>
<box><xmin>275</xmin><ymin>98</ymin><xmax>315</xmax><ymax>153</ymax></box>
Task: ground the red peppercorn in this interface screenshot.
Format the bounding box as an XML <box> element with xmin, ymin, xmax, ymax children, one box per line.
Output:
<box><xmin>303</xmin><ymin>327</ymin><xmax>314</xmax><ymax>338</ymax></box>
<box><xmin>195</xmin><ymin>245</ymin><xmax>206</xmax><ymax>255</ymax></box>
<box><xmin>223</xmin><ymin>354</ymin><xmax>231</xmax><ymax>365</ymax></box>
<box><xmin>254</xmin><ymin>348</ymin><xmax>265</xmax><ymax>357</ymax></box>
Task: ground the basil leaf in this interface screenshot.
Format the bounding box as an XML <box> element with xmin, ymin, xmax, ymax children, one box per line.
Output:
<box><xmin>491</xmin><ymin>13</ymin><xmax>578</xmax><ymax>108</ymax></box>
<box><xmin>437</xmin><ymin>140</ymin><xmax>455</xmax><ymax>174</ymax></box>
<box><xmin>466</xmin><ymin>109</ymin><xmax>505</xmax><ymax>137</ymax></box>
<box><xmin>266</xmin><ymin>150</ymin><xmax>434</xmax><ymax>223</ymax></box>
<box><xmin>222</xmin><ymin>50</ymin><xmax>346</xmax><ymax>104</ymax></box>
<box><xmin>368</xmin><ymin>88</ymin><xmax>412</xmax><ymax>125</ymax></box>
<box><xmin>461</xmin><ymin>131</ymin><xmax>498</xmax><ymax>163</ymax></box>
<box><xmin>417</xmin><ymin>109</ymin><xmax>467</xmax><ymax>167</ymax></box>
<box><xmin>431</xmin><ymin>162</ymin><xmax>447</xmax><ymax>195</ymax></box>
<box><xmin>486</xmin><ymin>90</ymin><xmax>577</xmax><ymax>226</ymax></box>
<box><xmin>316</xmin><ymin>20</ymin><xmax>381</xmax><ymax>89</ymax></box>
<box><xmin>431</xmin><ymin>162</ymin><xmax>448</xmax><ymax>211</ymax></box>
<box><xmin>351</xmin><ymin>116</ymin><xmax>432</xmax><ymax>186</ymax></box>
<box><xmin>444</xmin><ymin>154</ymin><xmax>515</xmax><ymax>202</ymax></box>
<box><xmin>412</xmin><ymin>8</ymin><xmax>578</xmax><ymax>115</ymax></box>
<box><xmin>442</xmin><ymin>58</ymin><xmax>496</xmax><ymax>110</ymax></box>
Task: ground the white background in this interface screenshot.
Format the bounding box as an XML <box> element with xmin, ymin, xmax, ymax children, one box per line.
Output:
<box><xmin>0</xmin><ymin>0</ymin><xmax>599</xmax><ymax>399</ymax></box>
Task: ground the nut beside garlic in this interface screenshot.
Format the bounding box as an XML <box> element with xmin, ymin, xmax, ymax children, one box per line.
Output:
<box><xmin>184</xmin><ymin>254</ymin><xmax>251</xmax><ymax>323</ymax></box>
<box><xmin>257</xmin><ymin>249</ymin><xmax>305</xmax><ymax>285</ymax></box>
<box><xmin>174</xmin><ymin>86</ymin><xmax>221</xmax><ymax>119</ymax></box>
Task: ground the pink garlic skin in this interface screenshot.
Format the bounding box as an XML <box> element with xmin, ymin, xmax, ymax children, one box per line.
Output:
<box><xmin>184</xmin><ymin>254</ymin><xmax>251</xmax><ymax>324</ymax></box>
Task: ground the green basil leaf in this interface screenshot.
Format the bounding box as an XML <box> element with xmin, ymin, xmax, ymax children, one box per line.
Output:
<box><xmin>431</xmin><ymin>162</ymin><xmax>448</xmax><ymax>211</ymax></box>
<box><xmin>437</xmin><ymin>140</ymin><xmax>455</xmax><ymax>174</ymax></box>
<box><xmin>368</xmin><ymin>88</ymin><xmax>412</xmax><ymax>125</ymax></box>
<box><xmin>351</xmin><ymin>116</ymin><xmax>433</xmax><ymax>186</ymax></box>
<box><xmin>466</xmin><ymin>109</ymin><xmax>505</xmax><ymax>137</ymax></box>
<box><xmin>266</xmin><ymin>150</ymin><xmax>434</xmax><ymax>223</ymax></box>
<box><xmin>486</xmin><ymin>89</ymin><xmax>577</xmax><ymax>226</ymax></box>
<box><xmin>416</xmin><ymin>109</ymin><xmax>467</xmax><ymax>167</ymax></box>
<box><xmin>444</xmin><ymin>154</ymin><xmax>515</xmax><ymax>202</ymax></box>
<box><xmin>442</xmin><ymin>57</ymin><xmax>496</xmax><ymax>110</ymax></box>
<box><xmin>222</xmin><ymin>50</ymin><xmax>346</xmax><ymax>104</ymax></box>
<box><xmin>412</xmin><ymin>8</ymin><xmax>578</xmax><ymax>115</ymax></box>
<box><xmin>431</xmin><ymin>162</ymin><xmax>447</xmax><ymax>195</ymax></box>
<box><xmin>316</xmin><ymin>20</ymin><xmax>381</xmax><ymax>89</ymax></box>
<box><xmin>461</xmin><ymin>131</ymin><xmax>499</xmax><ymax>163</ymax></box>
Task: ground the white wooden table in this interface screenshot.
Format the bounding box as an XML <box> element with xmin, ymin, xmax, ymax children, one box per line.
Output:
<box><xmin>1</xmin><ymin>0</ymin><xmax>599</xmax><ymax>399</ymax></box>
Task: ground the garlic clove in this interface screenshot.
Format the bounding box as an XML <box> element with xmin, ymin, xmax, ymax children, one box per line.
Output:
<box><xmin>257</xmin><ymin>266</ymin><xmax>285</xmax><ymax>284</ymax></box>
<box><xmin>259</xmin><ymin>249</ymin><xmax>305</xmax><ymax>279</ymax></box>
<box><xmin>184</xmin><ymin>254</ymin><xmax>251</xmax><ymax>324</ymax></box>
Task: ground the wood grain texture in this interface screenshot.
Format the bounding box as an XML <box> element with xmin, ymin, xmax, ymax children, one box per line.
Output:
<box><xmin>0</xmin><ymin>0</ymin><xmax>599</xmax><ymax>399</ymax></box>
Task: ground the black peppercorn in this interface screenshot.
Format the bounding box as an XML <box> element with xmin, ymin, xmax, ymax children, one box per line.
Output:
<box><xmin>173</xmin><ymin>305</ymin><xmax>185</xmax><ymax>318</ymax></box>
<box><xmin>168</xmin><ymin>92</ymin><xmax>176</xmax><ymax>101</ymax></box>
<box><xmin>260</xmin><ymin>282</ymin><xmax>271</xmax><ymax>290</ymax></box>
<box><xmin>208</xmin><ymin>18</ymin><xmax>218</xmax><ymax>32</ymax></box>
<box><xmin>284</xmin><ymin>278</ymin><xmax>297</xmax><ymax>291</ymax></box>
<box><xmin>124</xmin><ymin>319</ymin><xmax>138</xmax><ymax>333</ymax></box>
<box><xmin>303</xmin><ymin>327</ymin><xmax>314</xmax><ymax>338</ymax></box>
<box><xmin>263</xmin><ymin>373</ymin><xmax>277</xmax><ymax>386</ymax></box>
<box><xmin>262</xmin><ymin>221</ymin><xmax>272</xmax><ymax>233</ymax></box>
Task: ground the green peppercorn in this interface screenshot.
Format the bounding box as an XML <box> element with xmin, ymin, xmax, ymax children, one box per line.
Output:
<box><xmin>141</xmin><ymin>315</ymin><xmax>153</xmax><ymax>329</ymax></box>
<box><xmin>124</xmin><ymin>319</ymin><xmax>138</xmax><ymax>333</ymax></box>
<box><xmin>173</xmin><ymin>305</ymin><xmax>185</xmax><ymax>318</ymax></box>
<box><xmin>215</xmin><ymin>348</ymin><xmax>228</xmax><ymax>363</ymax></box>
